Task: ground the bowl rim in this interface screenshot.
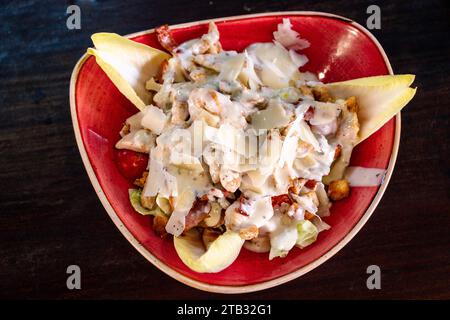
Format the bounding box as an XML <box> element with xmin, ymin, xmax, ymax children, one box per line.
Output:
<box><xmin>69</xmin><ymin>11</ymin><xmax>400</xmax><ymax>294</ymax></box>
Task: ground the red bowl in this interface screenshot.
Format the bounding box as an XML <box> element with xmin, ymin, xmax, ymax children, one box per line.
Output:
<box><xmin>70</xmin><ymin>12</ymin><xmax>399</xmax><ymax>293</ymax></box>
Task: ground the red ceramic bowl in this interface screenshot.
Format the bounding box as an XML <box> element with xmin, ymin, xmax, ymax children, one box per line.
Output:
<box><xmin>70</xmin><ymin>12</ymin><xmax>399</xmax><ymax>293</ymax></box>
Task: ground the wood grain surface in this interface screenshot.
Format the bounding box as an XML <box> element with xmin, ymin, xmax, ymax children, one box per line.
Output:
<box><xmin>0</xmin><ymin>0</ymin><xmax>449</xmax><ymax>299</ymax></box>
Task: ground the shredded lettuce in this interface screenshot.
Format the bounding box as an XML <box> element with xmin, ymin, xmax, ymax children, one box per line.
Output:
<box><xmin>129</xmin><ymin>189</ymin><xmax>163</xmax><ymax>216</ymax></box>
<box><xmin>269</xmin><ymin>220</ymin><xmax>298</xmax><ymax>260</ymax></box>
<box><xmin>296</xmin><ymin>220</ymin><xmax>319</xmax><ymax>248</ymax></box>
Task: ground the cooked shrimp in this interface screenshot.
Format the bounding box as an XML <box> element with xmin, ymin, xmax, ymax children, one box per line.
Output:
<box><xmin>155</xmin><ymin>25</ymin><xmax>178</xmax><ymax>53</ymax></box>
<box><xmin>219</xmin><ymin>167</ymin><xmax>241</xmax><ymax>193</ymax></box>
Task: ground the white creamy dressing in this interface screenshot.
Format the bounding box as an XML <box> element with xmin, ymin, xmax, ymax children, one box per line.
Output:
<box><xmin>115</xmin><ymin>129</ymin><xmax>155</xmax><ymax>153</ymax></box>
<box><xmin>224</xmin><ymin>196</ymin><xmax>274</xmax><ymax>231</ymax></box>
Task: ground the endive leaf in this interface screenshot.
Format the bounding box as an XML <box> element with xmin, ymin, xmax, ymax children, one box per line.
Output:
<box><xmin>174</xmin><ymin>229</ymin><xmax>244</xmax><ymax>273</ymax></box>
<box><xmin>326</xmin><ymin>75</ymin><xmax>416</xmax><ymax>144</ymax></box>
<box><xmin>87</xmin><ymin>33</ymin><xmax>170</xmax><ymax>110</ymax></box>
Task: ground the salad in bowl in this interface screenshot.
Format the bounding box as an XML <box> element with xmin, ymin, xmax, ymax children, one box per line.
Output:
<box><xmin>83</xmin><ymin>16</ymin><xmax>416</xmax><ymax>276</ymax></box>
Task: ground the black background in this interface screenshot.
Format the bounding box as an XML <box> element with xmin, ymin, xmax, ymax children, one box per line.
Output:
<box><xmin>0</xmin><ymin>0</ymin><xmax>449</xmax><ymax>299</ymax></box>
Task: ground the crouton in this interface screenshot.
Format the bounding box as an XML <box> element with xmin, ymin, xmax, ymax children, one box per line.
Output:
<box><xmin>328</xmin><ymin>179</ymin><xmax>350</xmax><ymax>201</ymax></box>
<box><xmin>299</xmin><ymin>85</ymin><xmax>313</xmax><ymax>97</ymax></box>
<box><xmin>239</xmin><ymin>225</ymin><xmax>259</xmax><ymax>240</ymax></box>
<box><xmin>140</xmin><ymin>192</ymin><xmax>155</xmax><ymax>210</ymax></box>
<box><xmin>345</xmin><ymin>96</ymin><xmax>359</xmax><ymax>113</ymax></box>
<box><xmin>312</xmin><ymin>86</ymin><xmax>333</xmax><ymax>102</ymax></box>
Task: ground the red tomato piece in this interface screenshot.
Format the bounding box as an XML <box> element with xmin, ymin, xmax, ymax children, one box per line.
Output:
<box><xmin>271</xmin><ymin>194</ymin><xmax>292</xmax><ymax>207</ymax></box>
<box><xmin>115</xmin><ymin>150</ymin><xmax>148</xmax><ymax>180</ymax></box>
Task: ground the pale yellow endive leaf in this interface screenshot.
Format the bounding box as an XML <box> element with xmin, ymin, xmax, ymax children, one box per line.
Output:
<box><xmin>326</xmin><ymin>74</ymin><xmax>416</xmax><ymax>144</ymax></box>
<box><xmin>174</xmin><ymin>229</ymin><xmax>244</xmax><ymax>273</ymax></box>
<box><xmin>87</xmin><ymin>33</ymin><xmax>170</xmax><ymax>110</ymax></box>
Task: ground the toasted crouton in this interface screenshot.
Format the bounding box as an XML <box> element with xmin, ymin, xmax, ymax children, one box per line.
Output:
<box><xmin>312</xmin><ymin>86</ymin><xmax>333</xmax><ymax>102</ymax></box>
<box><xmin>239</xmin><ymin>225</ymin><xmax>259</xmax><ymax>240</ymax></box>
<box><xmin>328</xmin><ymin>179</ymin><xmax>350</xmax><ymax>201</ymax></box>
<box><xmin>345</xmin><ymin>96</ymin><xmax>359</xmax><ymax>113</ymax></box>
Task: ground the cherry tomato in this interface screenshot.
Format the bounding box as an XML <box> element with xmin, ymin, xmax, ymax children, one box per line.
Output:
<box><xmin>115</xmin><ymin>150</ymin><xmax>148</xmax><ymax>180</ymax></box>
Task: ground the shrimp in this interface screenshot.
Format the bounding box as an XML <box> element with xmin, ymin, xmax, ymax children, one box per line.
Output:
<box><xmin>155</xmin><ymin>25</ymin><xmax>178</xmax><ymax>53</ymax></box>
<box><xmin>219</xmin><ymin>167</ymin><xmax>241</xmax><ymax>193</ymax></box>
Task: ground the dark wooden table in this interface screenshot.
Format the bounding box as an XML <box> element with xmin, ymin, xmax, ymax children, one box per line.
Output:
<box><xmin>1</xmin><ymin>0</ymin><xmax>449</xmax><ymax>299</ymax></box>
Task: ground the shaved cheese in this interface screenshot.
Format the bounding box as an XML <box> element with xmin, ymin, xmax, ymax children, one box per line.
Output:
<box><xmin>289</xmin><ymin>49</ymin><xmax>308</xmax><ymax>68</ymax></box>
<box><xmin>246</xmin><ymin>42</ymin><xmax>302</xmax><ymax>89</ymax></box>
<box><xmin>141</xmin><ymin>105</ymin><xmax>167</xmax><ymax>134</ymax></box>
<box><xmin>291</xmin><ymin>193</ymin><xmax>317</xmax><ymax>214</ymax></box>
<box><xmin>239</xmin><ymin>50</ymin><xmax>262</xmax><ymax>90</ymax></box>
<box><xmin>316</xmin><ymin>182</ymin><xmax>331</xmax><ymax>217</ymax></box>
<box><xmin>297</xmin><ymin>120</ymin><xmax>321</xmax><ymax>152</ymax></box>
<box><xmin>166</xmin><ymin>189</ymin><xmax>196</xmax><ymax>236</ymax></box>
<box><xmin>273</xmin><ymin>18</ymin><xmax>310</xmax><ymax>51</ymax></box>
<box><xmin>115</xmin><ymin>129</ymin><xmax>155</xmax><ymax>153</ymax></box>
<box><xmin>309</xmin><ymin>102</ymin><xmax>341</xmax><ymax>126</ymax></box>
<box><xmin>125</xmin><ymin>111</ymin><xmax>145</xmax><ymax>131</ymax></box>
<box><xmin>143</xmin><ymin>147</ymin><xmax>178</xmax><ymax>198</ymax></box>
<box><xmin>251</xmin><ymin>101</ymin><xmax>290</xmax><ymax>130</ymax></box>
<box><xmin>345</xmin><ymin>166</ymin><xmax>386</xmax><ymax>186</ymax></box>
<box><xmin>218</xmin><ymin>54</ymin><xmax>246</xmax><ymax>82</ymax></box>
<box><xmin>204</xmin><ymin>124</ymin><xmax>256</xmax><ymax>158</ymax></box>
<box><xmin>170</xmin><ymin>152</ymin><xmax>204</xmax><ymax>172</ymax></box>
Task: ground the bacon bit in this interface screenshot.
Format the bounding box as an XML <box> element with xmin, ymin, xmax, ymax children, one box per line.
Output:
<box><xmin>133</xmin><ymin>171</ymin><xmax>148</xmax><ymax>188</ymax></box>
<box><xmin>184</xmin><ymin>199</ymin><xmax>211</xmax><ymax>230</ymax></box>
<box><xmin>304</xmin><ymin>180</ymin><xmax>317</xmax><ymax>190</ymax></box>
<box><xmin>153</xmin><ymin>214</ymin><xmax>169</xmax><ymax>238</ymax></box>
<box><xmin>334</xmin><ymin>144</ymin><xmax>342</xmax><ymax>161</ymax></box>
<box><xmin>271</xmin><ymin>194</ymin><xmax>293</xmax><ymax>207</ymax></box>
<box><xmin>303</xmin><ymin>106</ymin><xmax>315</xmax><ymax>121</ymax></box>
<box><xmin>288</xmin><ymin>184</ymin><xmax>300</xmax><ymax>195</ymax></box>
<box><xmin>155</xmin><ymin>60</ymin><xmax>168</xmax><ymax>83</ymax></box>
<box><xmin>222</xmin><ymin>190</ymin><xmax>235</xmax><ymax>199</ymax></box>
<box><xmin>155</xmin><ymin>24</ymin><xmax>178</xmax><ymax>53</ymax></box>
<box><xmin>304</xmin><ymin>211</ymin><xmax>315</xmax><ymax>220</ymax></box>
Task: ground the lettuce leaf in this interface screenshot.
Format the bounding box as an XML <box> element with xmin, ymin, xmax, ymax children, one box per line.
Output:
<box><xmin>129</xmin><ymin>189</ymin><xmax>162</xmax><ymax>216</ymax></box>
<box><xmin>296</xmin><ymin>220</ymin><xmax>319</xmax><ymax>248</ymax></box>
